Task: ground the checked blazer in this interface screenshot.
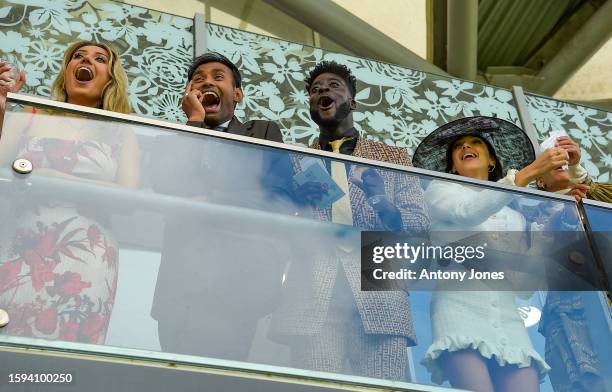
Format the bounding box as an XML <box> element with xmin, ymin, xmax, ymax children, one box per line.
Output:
<box><xmin>270</xmin><ymin>137</ymin><xmax>430</xmax><ymax>344</ymax></box>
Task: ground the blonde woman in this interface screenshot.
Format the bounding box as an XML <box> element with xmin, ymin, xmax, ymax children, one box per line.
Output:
<box><xmin>0</xmin><ymin>41</ymin><xmax>139</xmax><ymax>344</ymax></box>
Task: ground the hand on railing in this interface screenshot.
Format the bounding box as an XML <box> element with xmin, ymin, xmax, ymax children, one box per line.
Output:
<box><xmin>567</xmin><ymin>183</ymin><xmax>590</xmax><ymax>202</ymax></box>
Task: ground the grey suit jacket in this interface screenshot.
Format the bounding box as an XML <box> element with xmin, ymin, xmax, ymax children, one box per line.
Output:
<box><xmin>270</xmin><ymin>138</ymin><xmax>429</xmax><ymax>344</ymax></box>
<box><xmin>150</xmin><ymin>116</ymin><xmax>289</xmax><ymax>201</ymax></box>
<box><xmin>151</xmin><ymin>116</ymin><xmax>290</xmax><ymax>323</ymax></box>
<box><xmin>187</xmin><ymin>116</ymin><xmax>283</xmax><ymax>142</ymax></box>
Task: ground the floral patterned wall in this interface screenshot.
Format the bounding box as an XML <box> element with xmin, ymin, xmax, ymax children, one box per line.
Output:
<box><xmin>0</xmin><ymin>2</ymin><xmax>609</xmax><ymax>177</ymax></box>
<box><xmin>207</xmin><ymin>23</ymin><xmax>522</xmax><ymax>160</ymax></box>
<box><xmin>526</xmin><ymin>94</ymin><xmax>611</xmax><ymax>182</ymax></box>
<box><xmin>0</xmin><ymin>0</ymin><xmax>193</xmax><ymax>122</ymax></box>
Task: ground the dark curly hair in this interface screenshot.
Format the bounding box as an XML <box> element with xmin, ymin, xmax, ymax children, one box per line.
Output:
<box><xmin>187</xmin><ymin>52</ymin><xmax>241</xmax><ymax>88</ymax></box>
<box><xmin>305</xmin><ymin>61</ymin><xmax>357</xmax><ymax>97</ymax></box>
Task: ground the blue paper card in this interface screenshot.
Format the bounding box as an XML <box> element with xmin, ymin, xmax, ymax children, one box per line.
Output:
<box><xmin>293</xmin><ymin>158</ymin><xmax>346</xmax><ymax>209</ymax></box>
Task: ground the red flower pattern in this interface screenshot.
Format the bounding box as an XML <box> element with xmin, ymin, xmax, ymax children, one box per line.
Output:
<box><xmin>0</xmin><ymin>259</ymin><xmax>23</xmax><ymax>292</ymax></box>
<box><xmin>43</xmin><ymin>140</ymin><xmax>79</xmax><ymax>173</ymax></box>
<box><xmin>28</xmin><ymin>254</ymin><xmax>57</xmax><ymax>292</ymax></box>
<box><xmin>35</xmin><ymin>308</ymin><xmax>58</xmax><ymax>334</ymax></box>
<box><xmin>80</xmin><ymin>314</ymin><xmax>104</xmax><ymax>343</ymax></box>
<box><xmin>0</xmin><ymin>136</ymin><xmax>119</xmax><ymax>344</ymax></box>
<box><xmin>1</xmin><ymin>215</ymin><xmax>117</xmax><ymax>344</ymax></box>
<box><xmin>59</xmin><ymin>319</ymin><xmax>79</xmax><ymax>341</ymax></box>
<box><xmin>87</xmin><ymin>225</ymin><xmax>102</xmax><ymax>250</ymax></box>
<box><xmin>5</xmin><ymin>303</ymin><xmax>36</xmax><ymax>337</ymax></box>
<box><xmin>102</xmin><ymin>244</ymin><xmax>117</xmax><ymax>267</ymax></box>
<box><xmin>54</xmin><ymin>272</ymin><xmax>92</xmax><ymax>297</ymax></box>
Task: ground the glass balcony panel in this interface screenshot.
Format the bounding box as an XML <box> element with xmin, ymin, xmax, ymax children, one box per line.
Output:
<box><xmin>582</xmin><ymin>201</ymin><xmax>612</xmax><ymax>292</ymax></box>
<box><xmin>0</xmin><ymin>96</ymin><xmax>609</xmax><ymax>392</ymax></box>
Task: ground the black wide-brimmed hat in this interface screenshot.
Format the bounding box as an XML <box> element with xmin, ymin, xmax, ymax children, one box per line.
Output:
<box><xmin>412</xmin><ymin>116</ymin><xmax>535</xmax><ymax>175</ymax></box>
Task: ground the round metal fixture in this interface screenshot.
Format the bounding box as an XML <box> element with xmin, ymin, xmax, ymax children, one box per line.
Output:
<box><xmin>12</xmin><ymin>158</ymin><xmax>33</xmax><ymax>174</ymax></box>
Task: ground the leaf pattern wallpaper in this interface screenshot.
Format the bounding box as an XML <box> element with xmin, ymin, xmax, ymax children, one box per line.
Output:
<box><xmin>206</xmin><ymin>24</ymin><xmax>521</xmax><ymax>157</ymax></box>
<box><xmin>0</xmin><ymin>1</ymin><xmax>609</xmax><ymax>177</ymax></box>
<box><xmin>0</xmin><ymin>0</ymin><xmax>193</xmax><ymax>122</ymax></box>
<box><xmin>526</xmin><ymin>94</ymin><xmax>611</xmax><ymax>182</ymax></box>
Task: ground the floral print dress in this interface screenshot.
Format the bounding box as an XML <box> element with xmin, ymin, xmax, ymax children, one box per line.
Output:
<box><xmin>0</xmin><ymin>134</ymin><xmax>120</xmax><ymax>344</ymax></box>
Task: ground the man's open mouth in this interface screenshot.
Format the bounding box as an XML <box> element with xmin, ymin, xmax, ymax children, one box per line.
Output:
<box><xmin>318</xmin><ymin>96</ymin><xmax>334</xmax><ymax>110</ymax></box>
<box><xmin>202</xmin><ymin>91</ymin><xmax>221</xmax><ymax>111</ymax></box>
<box><xmin>75</xmin><ymin>66</ymin><xmax>94</xmax><ymax>82</ymax></box>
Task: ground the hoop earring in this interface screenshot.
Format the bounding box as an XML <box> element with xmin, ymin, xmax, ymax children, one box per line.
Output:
<box><xmin>488</xmin><ymin>164</ymin><xmax>495</xmax><ymax>173</ymax></box>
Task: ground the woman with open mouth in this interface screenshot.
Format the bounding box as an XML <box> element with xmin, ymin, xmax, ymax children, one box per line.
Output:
<box><xmin>0</xmin><ymin>41</ymin><xmax>139</xmax><ymax>345</ymax></box>
<box><xmin>412</xmin><ymin>116</ymin><xmax>571</xmax><ymax>392</ymax></box>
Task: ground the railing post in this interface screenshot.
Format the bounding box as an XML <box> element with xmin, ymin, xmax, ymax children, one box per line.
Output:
<box><xmin>512</xmin><ymin>86</ymin><xmax>542</xmax><ymax>155</ymax></box>
<box><xmin>194</xmin><ymin>12</ymin><xmax>208</xmax><ymax>57</ymax></box>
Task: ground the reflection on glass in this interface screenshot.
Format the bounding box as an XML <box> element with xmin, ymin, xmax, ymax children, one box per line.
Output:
<box><xmin>539</xmin><ymin>291</ymin><xmax>610</xmax><ymax>392</ymax></box>
<box><xmin>0</xmin><ymin>107</ymin><xmax>139</xmax><ymax>345</ymax></box>
<box><xmin>423</xmin><ymin>179</ymin><xmax>553</xmax><ymax>387</ymax></box>
<box><xmin>0</xmin><ymin>100</ymin><xmax>609</xmax><ymax>392</ymax></box>
<box><xmin>269</xmin><ymin>157</ymin><xmax>429</xmax><ymax>381</ymax></box>
<box><xmin>583</xmin><ymin>204</ymin><xmax>612</xmax><ymax>294</ymax></box>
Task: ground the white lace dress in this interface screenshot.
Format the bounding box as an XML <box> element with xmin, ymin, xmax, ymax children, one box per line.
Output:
<box><xmin>421</xmin><ymin>175</ymin><xmax>551</xmax><ymax>384</ymax></box>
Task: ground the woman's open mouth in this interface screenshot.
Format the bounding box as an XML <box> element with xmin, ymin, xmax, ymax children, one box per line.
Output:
<box><xmin>75</xmin><ymin>66</ymin><xmax>94</xmax><ymax>82</ymax></box>
<box><xmin>461</xmin><ymin>152</ymin><xmax>477</xmax><ymax>161</ymax></box>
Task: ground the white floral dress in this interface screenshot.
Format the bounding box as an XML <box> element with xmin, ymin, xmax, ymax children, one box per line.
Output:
<box><xmin>0</xmin><ymin>132</ymin><xmax>120</xmax><ymax>344</ymax></box>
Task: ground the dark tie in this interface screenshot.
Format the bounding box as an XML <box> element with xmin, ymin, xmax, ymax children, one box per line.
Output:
<box><xmin>204</xmin><ymin>124</ymin><xmax>227</xmax><ymax>132</ymax></box>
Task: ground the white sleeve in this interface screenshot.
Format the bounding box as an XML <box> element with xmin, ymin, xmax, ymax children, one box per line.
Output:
<box><xmin>568</xmin><ymin>163</ymin><xmax>589</xmax><ymax>184</ymax></box>
<box><xmin>425</xmin><ymin>174</ymin><xmax>515</xmax><ymax>227</ymax></box>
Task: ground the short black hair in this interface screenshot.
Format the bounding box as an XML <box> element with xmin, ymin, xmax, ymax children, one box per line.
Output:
<box><xmin>445</xmin><ymin>134</ymin><xmax>504</xmax><ymax>182</ymax></box>
<box><xmin>187</xmin><ymin>52</ymin><xmax>241</xmax><ymax>88</ymax></box>
<box><xmin>305</xmin><ymin>61</ymin><xmax>357</xmax><ymax>97</ymax></box>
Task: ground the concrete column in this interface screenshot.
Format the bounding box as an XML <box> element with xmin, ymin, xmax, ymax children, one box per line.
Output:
<box><xmin>264</xmin><ymin>0</ymin><xmax>448</xmax><ymax>75</ymax></box>
<box><xmin>446</xmin><ymin>0</ymin><xmax>478</xmax><ymax>80</ymax></box>
<box><xmin>537</xmin><ymin>0</ymin><xmax>612</xmax><ymax>95</ymax></box>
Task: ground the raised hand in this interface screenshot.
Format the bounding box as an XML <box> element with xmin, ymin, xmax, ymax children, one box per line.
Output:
<box><xmin>555</xmin><ymin>136</ymin><xmax>581</xmax><ymax>166</ymax></box>
<box><xmin>182</xmin><ymin>80</ymin><xmax>206</xmax><ymax>122</ymax></box>
<box><xmin>515</xmin><ymin>147</ymin><xmax>569</xmax><ymax>187</ymax></box>
<box><xmin>350</xmin><ymin>167</ymin><xmax>386</xmax><ymax>198</ymax></box>
<box><xmin>294</xmin><ymin>181</ymin><xmax>327</xmax><ymax>207</ymax></box>
<box><xmin>0</xmin><ymin>62</ymin><xmax>26</xmax><ymax>113</ymax></box>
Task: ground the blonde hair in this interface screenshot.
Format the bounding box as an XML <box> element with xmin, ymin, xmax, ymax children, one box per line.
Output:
<box><xmin>51</xmin><ymin>41</ymin><xmax>131</xmax><ymax>114</ymax></box>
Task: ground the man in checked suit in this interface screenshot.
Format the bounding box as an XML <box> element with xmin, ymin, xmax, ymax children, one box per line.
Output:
<box><xmin>151</xmin><ymin>52</ymin><xmax>292</xmax><ymax>360</ymax></box>
<box><xmin>269</xmin><ymin>61</ymin><xmax>430</xmax><ymax>381</ymax></box>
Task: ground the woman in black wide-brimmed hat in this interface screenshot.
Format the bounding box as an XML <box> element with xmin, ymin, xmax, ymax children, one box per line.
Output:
<box><xmin>413</xmin><ymin>116</ymin><xmax>569</xmax><ymax>392</ymax></box>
